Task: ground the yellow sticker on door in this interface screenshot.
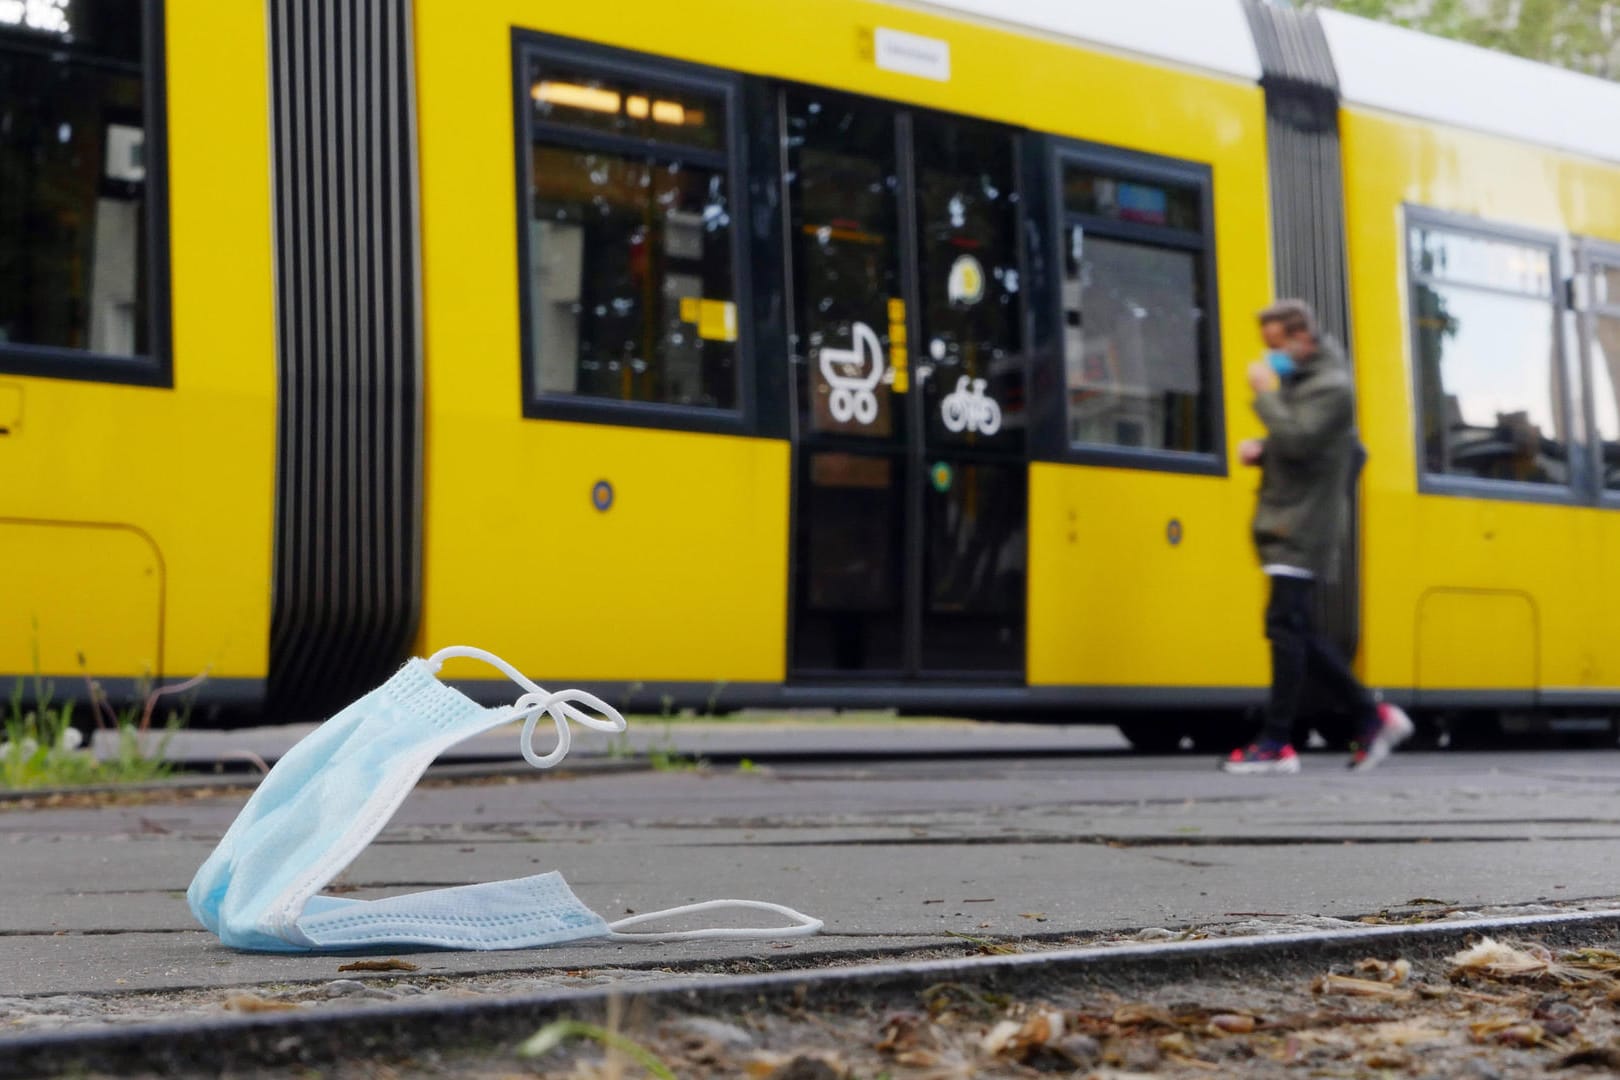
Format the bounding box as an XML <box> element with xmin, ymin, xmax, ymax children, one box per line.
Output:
<box><xmin>677</xmin><ymin>297</ymin><xmax>737</xmax><ymax>342</ymax></box>
<box><xmin>699</xmin><ymin>299</ymin><xmax>738</xmax><ymax>343</ymax></box>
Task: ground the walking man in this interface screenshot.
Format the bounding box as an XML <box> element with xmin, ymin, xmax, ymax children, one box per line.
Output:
<box><xmin>1222</xmin><ymin>300</ymin><xmax>1412</xmax><ymax>774</ymax></box>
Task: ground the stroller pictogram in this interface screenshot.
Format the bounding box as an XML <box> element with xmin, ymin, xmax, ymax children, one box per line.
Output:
<box><xmin>818</xmin><ymin>321</ymin><xmax>886</xmax><ymax>426</ymax></box>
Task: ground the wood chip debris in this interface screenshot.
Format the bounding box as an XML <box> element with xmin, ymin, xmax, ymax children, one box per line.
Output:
<box><xmin>337</xmin><ymin>958</ymin><xmax>420</xmax><ymax>972</ymax></box>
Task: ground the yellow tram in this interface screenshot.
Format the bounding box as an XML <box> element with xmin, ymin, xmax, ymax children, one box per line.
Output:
<box><xmin>3</xmin><ymin>0</ymin><xmax>1618</xmax><ymax>746</ymax></box>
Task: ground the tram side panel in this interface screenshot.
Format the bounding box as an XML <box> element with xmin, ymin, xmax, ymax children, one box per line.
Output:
<box><xmin>412</xmin><ymin>0</ymin><xmax>792</xmax><ymax>691</ymax></box>
<box><xmin>1340</xmin><ymin>107</ymin><xmax>1620</xmax><ymax>707</ymax></box>
<box><xmin>1022</xmin><ymin>67</ymin><xmax>1275</xmax><ymax>700</ymax></box>
<box><xmin>0</xmin><ymin>0</ymin><xmax>277</xmax><ymax>699</ymax></box>
<box><xmin>412</xmin><ymin>0</ymin><xmax>1281</xmax><ymax>701</ymax></box>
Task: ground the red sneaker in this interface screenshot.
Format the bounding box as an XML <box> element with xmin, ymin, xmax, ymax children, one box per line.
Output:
<box><xmin>1349</xmin><ymin>703</ymin><xmax>1414</xmax><ymax>771</ymax></box>
<box><xmin>1221</xmin><ymin>742</ymin><xmax>1300</xmax><ymax>775</ymax></box>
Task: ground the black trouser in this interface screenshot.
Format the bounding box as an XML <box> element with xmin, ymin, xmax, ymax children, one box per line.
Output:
<box><xmin>1261</xmin><ymin>575</ymin><xmax>1377</xmax><ymax>746</ymax></box>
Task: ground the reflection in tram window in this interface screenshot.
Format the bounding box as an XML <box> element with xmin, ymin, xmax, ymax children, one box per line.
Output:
<box><xmin>1063</xmin><ymin>171</ymin><xmax>1200</xmax><ymax>232</ymax></box>
<box><xmin>524</xmin><ymin>59</ymin><xmax>737</xmax><ymax>410</ymax></box>
<box><xmin>1062</xmin><ymin>232</ymin><xmax>1210</xmax><ymax>453</ymax></box>
<box><xmin>797</xmin><ymin>451</ymin><xmax>904</xmax><ymax>672</ymax></box>
<box><xmin>1409</xmin><ymin>225</ymin><xmax>1566</xmax><ymax>486</ymax></box>
<box><xmin>1598</xmin><ymin>266</ymin><xmax>1620</xmax><ymax>307</ymax></box>
<box><xmin>923</xmin><ymin>461</ymin><xmax>1027</xmax><ymax>671</ymax></box>
<box><xmin>529</xmin><ymin>67</ymin><xmax>724</xmax><ymax>150</ymax></box>
<box><xmin>1591</xmin><ymin>312</ymin><xmax>1620</xmax><ymax>491</ymax></box>
<box><xmin>914</xmin><ymin>115</ymin><xmax>1023</xmax><ymax>449</ymax></box>
<box><xmin>784</xmin><ymin>94</ymin><xmax>902</xmax><ymax>438</ymax></box>
<box><xmin>0</xmin><ymin>2</ymin><xmax>149</xmax><ymax>359</ymax></box>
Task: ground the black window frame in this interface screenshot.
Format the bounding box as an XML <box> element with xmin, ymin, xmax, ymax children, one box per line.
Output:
<box><xmin>1030</xmin><ymin>137</ymin><xmax>1226</xmax><ymax>477</ymax></box>
<box><xmin>511</xmin><ymin>30</ymin><xmax>755</xmax><ymax>436</ymax></box>
<box><xmin>1405</xmin><ymin>206</ymin><xmax>1578</xmax><ymax>507</ymax></box>
<box><xmin>1577</xmin><ymin>237</ymin><xmax>1620</xmax><ymax>510</ymax></box>
<box><xmin>0</xmin><ymin>0</ymin><xmax>172</xmax><ymax>388</ymax></box>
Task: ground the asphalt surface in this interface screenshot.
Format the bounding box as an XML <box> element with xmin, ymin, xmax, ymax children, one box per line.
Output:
<box><xmin>4</xmin><ymin>722</ymin><xmax>1620</xmax><ymax>1003</ymax></box>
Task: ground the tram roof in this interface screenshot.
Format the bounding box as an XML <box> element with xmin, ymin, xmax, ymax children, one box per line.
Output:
<box><xmin>917</xmin><ymin>0</ymin><xmax>1264</xmax><ymax>83</ymax></box>
<box><xmin>918</xmin><ymin>1</ymin><xmax>1620</xmax><ymax>166</ymax></box>
<box><xmin>1319</xmin><ymin>8</ymin><xmax>1620</xmax><ymax>166</ymax></box>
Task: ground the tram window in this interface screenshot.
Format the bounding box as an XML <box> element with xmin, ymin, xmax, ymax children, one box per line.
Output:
<box><xmin>1057</xmin><ymin>160</ymin><xmax>1213</xmax><ymax>457</ymax></box>
<box><xmin>1063</xmin><ymin>171</ymin><xmax>1200</xmax><ymax>232</ymax></box>
<box><xmin>783</xmin><ymin>93</ymin><xmax>903</xmax><ymax>438</ymax></box>
<box><xmin>1598</xmin><ymin>266</ymin><xmax>1620</xmax><ymax>307</ymax></box>
<box><xmin>521</xmin><ymin>51</ymin><xmax>739</xmax><ymax>413</ymax></box>
<box><xmin>1408</xmin><ymin>223</ymin><xmax>1567</xmax><ymax>488</ymax></box>
<box><xmin>914</xmin><ymin>115</ymin><xmax>1023</xmax><ymax>449</ymax></box>
<box><xmin>529</xmin><ymin>65</ymin><xmax>724</xmax><ymax>151</ymax></box>
<box><xmin>1591</xmin><ymin>311</ymin><xmax>1620</xmax><ymax>492</ymax></box>
<box><xmin>0</xmin><ymin>2</ymin><xmax>155</xmax><ymax>367</ymax></box>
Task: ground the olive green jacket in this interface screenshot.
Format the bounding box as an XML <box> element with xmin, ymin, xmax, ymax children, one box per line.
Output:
<box><xmin>1251</xmin><ymin>339</ymin><xmax>1356</xmax><ymax>579</ymax></box>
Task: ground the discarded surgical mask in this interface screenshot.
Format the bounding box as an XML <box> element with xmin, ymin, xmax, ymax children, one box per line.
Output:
<box><xmin>187</xmin><ymin>646</ymin><xmax>821</xmax><ymax>952</ymax></box>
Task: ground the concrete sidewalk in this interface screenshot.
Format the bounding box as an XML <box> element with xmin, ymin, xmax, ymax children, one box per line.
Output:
<box><xmin>6</xmin><ymin>739</ymin><xmax>1620</xmax><ymax>1014</ymax></box>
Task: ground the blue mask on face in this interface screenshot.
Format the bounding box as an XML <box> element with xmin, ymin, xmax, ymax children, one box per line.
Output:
<box><xmin>1267</xmin><ymin>350</ymin><xmax>1297</xmax><ymax>378</ymax></box>
<box><xmin>187</xmin><ymin>647</ymin><xmax>821</xmax><ymax>952</ymax></box>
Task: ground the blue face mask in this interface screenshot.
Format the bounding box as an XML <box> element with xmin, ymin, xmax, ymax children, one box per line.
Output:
<box><xmin>1267</xmin><ymin>350</ymin><xmax>1297</xmax><ymax>378</ymax></box>
<box><xmin>188</xmin><ymin>646</ymin><xmax>820</xmax><ymax>952</ymax></box>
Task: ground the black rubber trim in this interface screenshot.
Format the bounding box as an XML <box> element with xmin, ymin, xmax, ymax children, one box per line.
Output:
<box><xmin>265</xmin><ymin>0</ymin><xmax>424</xmax><ymax>719</ymax></box>
<box><xmin>443</xmin><ymin>678</ymin><xmax>1266</xmax><ymax>715</ymax></box>
<box><xmin>0</xmin><ymin>676</ymin><xmax>265</xmax><ymax>710</ymax></box>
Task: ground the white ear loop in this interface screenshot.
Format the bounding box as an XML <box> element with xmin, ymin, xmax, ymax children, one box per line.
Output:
<box><xmin>606</xmin><ymin>899</ymin><xmax>824</xmax><ymax>941</ymax></box>
<box><xmin>425</xmin><ymin>646</ymin><xmax>626</xmax><ymax>769</ymax></box>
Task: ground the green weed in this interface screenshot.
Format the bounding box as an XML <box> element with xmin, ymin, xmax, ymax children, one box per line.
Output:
<box><xmin>517</xmin><ymin>1018</ymin><xmax>675</xmax><ymax>1079</ymax></box>
<box><xmin>0</xmin><ymin>648</ymin><xmax>205</xmax><ymax>790</ymax></box>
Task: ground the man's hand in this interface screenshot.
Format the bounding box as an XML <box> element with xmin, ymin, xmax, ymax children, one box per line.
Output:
<box><xmin>1239</xmin><ymin>438</ymin><xmax>1265</xmax><ymax>467</ymax></box>
<box><xmin>1248</xmin><ymin>360</ymin><xmax>1280</xmax><ymax>395</ymax></box>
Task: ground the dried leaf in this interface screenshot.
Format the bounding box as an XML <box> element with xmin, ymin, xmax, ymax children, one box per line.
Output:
<box><xmin>1208</xmin><ymin>1013</ymin><xmax>1256</xmax><ymax>1035</ymax></box>
<box><xmin>1563</xmin><ymin>948</ymin><xmax>1620</xmax><ymax>973</ymax></box>
<box><xmin>743</xmin><ymin>1053</ymin><xmax>790</xmax><ymax>1079</ymax></box>
<box><xmin>876</xmin><ymin>1012</ymin><xmax>936</xmax><ymax>1055</ymax></box>
<box><xmin>337</xmin><ymin>958</ymin><xmax>420</xmax><ymax>973</ymax></box>
<box><xmin>223</xmin><ymin>993</ymin><xmax>296</xmax><ymax>1013</ymax></box>
<box><xmin>981</xmin><ymin>1010</ymin><xmax>1066</xmax><ymax>1061</ymax></box>
<box><xmin>1355</xmin><ymin>957</ymin><xmax>1412</xmax><ymax>985</ymax></box>
<box><xmin>1450</xmin><ymin>937</ymin><xmax>1602</xmax><ymax>985</ymax></box>
<box><xmin>1157</xmin><ymin>1032</ymin><xmax>1194</xmax><ymax>1055</ymax></box>
<box><xmin>1469</xmin><ymin>1016</ymin><xmax>1546</xmax><ymax>1046</ymax></box>
<box><xmin>1360</xmin><ymin>1021</ymin><xmax>1450</xmax><ymax>1047</ymax></box>
<box><xmin>1112</xmin><ymin>1002</ymin><xmax>1175</xmax><ymax>1027</ymax></box>
<box><xmin>894</xmin><ymin>1049</ymin><xmax>943</xmax><ymax>1067</ymax></box>
<box><xmin>980</xmin><ymin>1020</ymin><xmax>1022</xmax><ymax>1056</ymax></box>
<box><xmin>1496</xmin><ymin>1023</ymin><xmax>1547</xmax><ymax>1047</ymax></box>
<box><xmin>1311</xmin><ymin>974</ymin><xmax>1415</xmax><ymax>1001</ymax></box>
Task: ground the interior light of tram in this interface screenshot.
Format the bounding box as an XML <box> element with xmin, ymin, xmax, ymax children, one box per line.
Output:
<box><xmin>532</xmin><ymin>82</ymin><xmax>704</xmax><ymax>127</ymax></box>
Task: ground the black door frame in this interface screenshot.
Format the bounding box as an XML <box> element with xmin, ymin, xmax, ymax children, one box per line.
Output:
<box><xmin>777</xmin><ymin>83</ymin><xmax>1031</xmax><ymax>684</ymax></box>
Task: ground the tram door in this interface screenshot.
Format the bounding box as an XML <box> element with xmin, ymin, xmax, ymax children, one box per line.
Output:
<box><xmin>783</xmin><ymin>91</ymin><xmax>1028</xmax><ymax>680</ymax></box>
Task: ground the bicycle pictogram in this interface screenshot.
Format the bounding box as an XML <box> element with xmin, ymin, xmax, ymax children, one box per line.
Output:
<box><xmin>940</xmin><ymin>375</ymin><xmax>1002</xmax><ymax>436</ymax></box>
<box><xmin>819</xmin><ymin>321</ymin><xmax>886</xmax><ymax>426</ymax></box>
